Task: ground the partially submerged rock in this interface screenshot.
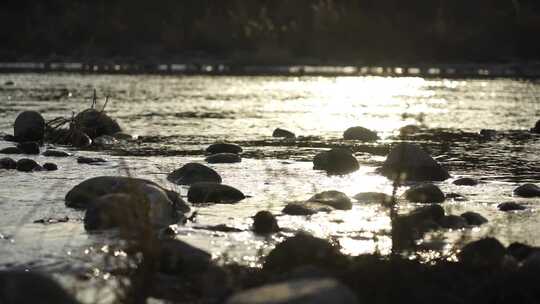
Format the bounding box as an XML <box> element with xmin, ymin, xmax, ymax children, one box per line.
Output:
<box><xmin>205</xmin><ymin>153</ymin><xmax>241</xmax><ymax>164</ymax></box>
<box><xmin>253</xmin><ymin>211</ymin><xmax>280</xmax><ymax>235</ymax></box>
<box><xmin>65</xmin><ymin>176</ymin><xmax>189</xmax><ymax>212</ymax></box>
<box><xmin>206</xmin><ymin>143</ymin><xmax>242</xmax><ymax>154</ymax></box>
<box><xmin>159</xmin><ymin>239</ymin><xmax>213</xmax><ymax>274</ymax></box>
<box><xmin>42</xmin><ymin>149</ymin><xmax>70</xmax><ymax>157</ymax></box>
<box><xmin>73</xmin><ymin>109</ymin><xmax>121</xmax><ymax>139</ymax></box>
<box><xmin>77</xmin><ymin>156</ymin><xmax>107</xmax><ymax>164</ymax></box>
<box><xmin>379</xmin><ymin>143</ymin><xmax>450</xmax><ymax>181</ymax></box>
<box><xmin>460</xmin><ymin>212</ymin><xmax>488</xmax><ymax>226</ymax></box>
<box><xmin>0</xmin><ymin>157</ymin><xmax>17</xmax><ymax>169</ymax></box>
<box><xmin>313</xmin><ymin>148</ymin><xmax>359</xmax><ymax>175</ymax></box>
<box><xmin>16</xmin><ymin>158</ymin><xmax>40</xmax><ymax>172</ymax></box>
<box><xmin>530</xmin><ymin>120</ymin><xmax>540</xmax><ymax>133</ymax></box>
<box><xmin>0</xmin><ymin>271</ymin><xmax>79</xmax><ymax>304</ymax></box>
<box><xmin>16</xmin><ymin>142</ymin><xmax>40</xmax><ymax>154</ymax></box>
<box><xmin>308</xmin><ymin>190</ymin><xmax>352</xmax><ymax>210</ymax></box>
<box><xmin>514</xmin><ymin>183</ymin><xmax>540</xmax><ymax>198</ymax></box>
<box><xmin>167</xmin><ymin>163</ymin><xmax>222</xmax><ymax>185</ymax></box>
<box><xmin>187</xmin><ymin>182</ymin><xmax>245</xmax><ymax>204</ymax></box>
<box><xmin>458</xmin><ymin>238</ymin><xmax>506</xmax><ymax>267</ymax></box>
<box><xmin>453</xmin><ymin>177</ymin><xmax>479</xmax><ymax>186</ymax></box>
<box><xmin>43</xmin><ymin>163</ymin><xmax>58</xmax><ymax>171</ymax></box>
<box><xmin>14</xmin><ymin>111</ymin><xmax>45</xmax><ymax>142</ymax></box>
<box><xmin>343</xmin><ymin>126</ymin><xmax>379</xmax><ymax>141</ymax></box>
<box><xmin>498</xmin><ymin>201</ymin><xmax>526</xmax><ymax>211</ymax></box>
<box><xmin>282</xmin><ymin>202</ymin><xmax>332</xmax><ymax>216</ymax></box>
<box><xmin>226</xmin><ymin>278</ymin><xmax>359</xmax><ymax>304</ymax></box>
<box><xmin>404</xmin><ymin>183</ymin><xmax>445</xmax><ymax>204</ymax></box>
<box><xmin>273</xmin><ymin>128</ymin><xmax>296</xmax><ymax>138</ymax></box>
<box><xmin>439</xmin><ymin>215</ymin><xmax>467</xmax><ymax>229</ymax></box>
<box><xmin>0</xmin><ymin>147</ymin><xmax>22</xmax><ymax>154</ymax></box>
<box><xmin>353</xmin><ymin>192</ymin><xmax>393</xmax><ymax>206</ymax></box>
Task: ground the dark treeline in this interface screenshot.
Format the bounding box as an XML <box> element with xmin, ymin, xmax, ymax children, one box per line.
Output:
<box><xmin>1</xmin><ymin>0</ymin><xmax>540</xmax><ymax>64</ymax></box>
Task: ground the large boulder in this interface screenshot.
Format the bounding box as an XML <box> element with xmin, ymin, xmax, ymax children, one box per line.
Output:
<box><xmin>380</xmin><ymin>143</ymin><xmax>450</xmax><ymax>181</ymax></box>
<box><xmin>513</xmin><ymin>183</ymin><xmax>540</xmax><ymax>198</ymax></box>
<box><xmin>0</xmin><ymin>157</ymin><xmax>17</xmax><ymax>170</ymax></box>
<box><xmin>343</xmin><ymin>126</ymin><xmax>379</xmax><ymax>141</ymax></box>
<box><xmin>16</xmin><ymin>158</ymin><xmax>40</xmax><ymax>172</ymax></box>
<box><xmin>13</xmin><ymin>111</ymin><xmax>45</xmax><ymax>142</ymax></box>
<box><xmin>226</xmin><ymin>278</ymin><xmax>359</xmax><ymax>304</ymax></box>
<box><xmin>167</xmin><ymin>163</ymin><xmax>222</xmax><ymax>185</ymax></box>
<box><xmin>65</xmin><ymin>176</ymin><xmax>189</xmax><ymax>213</ymax></box>
<box><xmin>17</xmin><ymin>142</ymin><xmax>40</xmax><ymax>154</ymax></box>
<box><xmin>308</xmin><ymin>190</ymin><xmax>352</xmax><ymax>210</ymax></box>
<box><xmin>72</xmin><ymin>109</ymin><xmax>121</xmax><ymax>139</ymax></box>
<box><xmin>313</xmin><ymin>148</ymin><xmax>359</xmax><ymax>175</ymax></box>
<box><xmin>159</xmin><ymin>239</ymin><xmax>213</xmax><ymax>274</ymax></box>
<box><xmin>0</xmin><ymin>271</ymin><xmax>79</xmax><ymax>304</ymax></box>
<box><xmin>84</xmin><ymin>185</ymin><xmax>182</xmax><ymax>230</ymax></box>
<box><xmin>187</xmin><ymin>182</ymin><xmax>245</xmax><ymax>204</ymax></box>
<box><xmin>458</xmin><ymin>238</ymin><xmax>507</xmax><ymax>267</ymax></box>
<box><xmin>206</xmin><ymin>143</ymin><xmax>242</xmax><ymax>154</ymax></box>
<box><xmin>404</xmin><ymin>183</ymin><xmax>445</xmax><ymax>204</ymax></box>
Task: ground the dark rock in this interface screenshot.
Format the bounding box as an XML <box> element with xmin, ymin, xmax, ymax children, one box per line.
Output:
<box><xmin>43</xmin><ymin>163</ymin><xmax>58</xmax><ymax>171</ymax></box>
<box><xmin>308</xmin><ymin>190</ymin><xmax>352</xmax><ymax>210</ymax></box>
<box><xmin>77</xmin><ymin>156</ymin><xmax>107</xmax><ymax>164</ymax></box>
<box><xmin>253</xmin><ymin>211</ymin><xmax>280</xmax><ymax>235</ymax></box>
<box><xmin>187</xmin><ymin>182</ymin><xmax>245</xmax><ymax>204</ymax></box>
<box><xmin>513</xmin><ymin>183</ymin><xmax>540</xmax><ymax>198</ymax></box>
<box><xmin>343</xmin><ymin>126</ymin><xmax>379</xmax><ymax>141</ymax></box>
<box><xmin>480</xmin><ymin>129</ymin><xmax>497</xmax><ymax>139</ymax></box>
<box><xmin>264</xmin><ymin>233</ymin><xmax>343</xmax><ymax>273</ymax></box>
<box><xmin>193</xmin><ymin>224</ymin><xmax>243</xmax><ymax>233</ymax></box>
<box><xmin>226</xmin><ymin>278</ymin><xmax>359</xmax><ymax>304</ymax></box>
<box><xmin>16</xmin><ymin>158</ymin><xmax>40</xmax><ymax>172</ymax></box>
<box><xmin>206</xmin><ymin>143</ymin><xmax>242</xmax><ymax>154</ymax></box>
<box><xmin>73</xmin><ymin>108</ymin><xmax>121</xmax><ymax>139</ymax></box>
<box><xmin>84</xmin><ymin>187</ymin><xmax>182</xmax><ymax>230</ymax></box>
<box><xmin>167</xmin><ymin>163</ymin><xmax>222</xmax><ymax>185</ymax></box>
<box><xmin>42</xmin><ymin>149</ymin><xmax>70</xmax><ymax>157</ymax></box>
<box><xmin>3</xmin><ymin>134</ymin><xmax>16</xmax><ymax>142</ymax></box>
<box><xmin>379</xmin><ymin>143</ymin><xmax>450</xmax><ymax>181</ymax></box>
<box><xmin>4</xmin><ymin>80</ymin><xmax>14</xmax><ymax>85</ymax></box>
<box><xmin>460</xmin><ymin>212</ymin><xmax>488</xmax><ymax>226</ymax></box>
<box><xmin>13</xmin><ymin>111</ymin><xmax>45</xmax><ymax>142</ymax></box>
<box><xmin>408</xmin><ymin>204</ymin><xmax>446</xmax><ymax>223</ymax></box>
<box><xmin>282</xmin><ymin>203</ymin><xmax>318</xmax><ymax>215</ymax></box>
<box><xmin>439</xmin><ymin>215</ymin><xmax>467</xmax><ymax>229</ymax></box>
<box><xmin>313</xmin><ymin>148</ymin><xmax>359</xmax><ymax>175</ymax></box>
<box><xmin>445</xmin><ymin>192</ymin><xmax>467</xmax><ymax>201</ymax></box>
<box><xmin>273</xmin><ymin>128</ymin><xmax>296</xmax><ymax>138</ymax></box>
<box><xmin>93</xmin><ymin>135</ymin><xmax>118</xmax><ymax>146</ymax></box>
<box><xmin>0</xmin><ymin>271</ymin><xmax>80</xmax><ymax>304</ymax></box>
<box><xmin>159</xmin><ymin>239</ymin><xmax>213</xmax><ymax>274</ymax></box>
<box><xmin>392</xmin><ymin>204</ymin><xmax>445</xmax><ymax>248</ymax></box>
<box><xmin>0</xmin><ymin>157</ymin><xmax>17</xmax><ymax>169</ymax></box>
<box><xmin>453</xmin><ymin>177</ymin><xmax>479</xmax><ymax>186</ymax></box>
<box><xmin>205</xmin><ymin>153</ymin><xmax>242</xmax><ymax>164</ymax></box>
<box><xmin>404</xmin><ymin>183</ymin><xmax>445</xmax><ymax>204</ymax></box>
<box><xmin>17</xmin><ymin>141</ymin><xmax>40</xmax><ymax>154</ymax></box>
<box><xmin>399</xmin><ymin>124</ymin><xmax>421</xmax><ymax>136</ymax></box>
<box><xmin>112</xmin><ymin>132</ymin><xmax>133</xmax><ymax>140</ymax></box>
<box><xmin>498</xmin><ymin>202</ymin><xmax>526</xmax><ymax>211</ymax></box>
<box><xmin>530</xmin><ymin>120</ymin><xmax>540</xmax><ymax>133</ymax></box>
<box><xmin>0</xmin><ymin>147</ymin><xmax>22</xmax><ymax>154</ymax></box>
<box><xmin>353</xmin><ymin>192</ymin><xmax>393</xmax><ymax>206</ymax></box>
<box><xmin>70</xmin><ymin>130</ymin><xmax>92</xmax><ymax>147</ymax></box>
<box><xmin>65</xmin><ymin>176</ymin><xmax>189</xmax><ymax>212</ymax></box>
<box><xmin>458</xmin><ymin>238</ymin><xmax>506</xmax><ymax>267</ymax></box>
<box><xmin>507</xmin><ymin>242</ymin><xmax>539</xmax><ymax>262</ymax></box>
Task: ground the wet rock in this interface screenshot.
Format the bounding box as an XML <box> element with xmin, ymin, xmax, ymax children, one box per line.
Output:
<box><xmin>206</xmin><ymin>143</ymin><xmax>242</xmax><ymax>154</ymax></box>
<box><xmin>112</xmin><ymin>132</ymin><xmax>133</xmax><ymax>140</ymax></box>
<box><xmin>379</xmin><ymin>143</ymin><xmax>450</xmax><ymax>181</ymax></box>
<box><xmin>445</xmin><ymin>192</ymin><xmax>467</xmax><ymax>201</ymax></box>
<box><xmin>273</xmin><ymin>128</ymin><xmax>296</xmax><ymax>138</ymax></box>
<box><xmin>43</xmin><ymin>163</ymin><xmax>58</xmax><ymax>171</ymax></box>
<box><xmin>193</xmin><ymin>224</ymin><xmax>243</xmax><ymax>233</ymax></box>
<box><xmin>439</xmin><ymin>215</ymin><xmax>467</xmax><ymax>229</ymax></box>
<box><xmin>42</xmin><ymin>149</ymin><xmax>70</xmax><ymax>157</ymax></box>
<box><xmin>0</xmin><ymin>157</ymin><xmax>17</xmax><ymax>169</ymax></box>
<box><xmin>65</xmin><ymin>176</ymin><xmax>189</xmax><ymax>212</ymax></box>
<box><xmin>16</xmin><ymin>158</ymin><xmax>40</xmax><ymax>172</ymax></box>
<box><xmin>13</xmin><ymin>111</ymin><xmax>45</xmax><ymax>142</ymax></box>
<box><xmin>253</xmin><ymin>211</ymin><xmax>280</xmax><ymax>235</ymax></box>
<box><xmin>167</xmin><ymin>163</ymin><xmax>222</xmax><ymax>185</ymax></box>
<box><xmin>3</xmin><ymin>134</ymin><xmax>16</xmax><ymax>142</ymax></box>
<box><xmin>458</xmin><ymin>238</ymin><xmax>506</xmax><ymax>267</ymax></box>
<box><xmin>392</xmin><ymin>204</ymin><xmax>445</xmax><ymax>247</ymax></box>
<box><xmin>187</xmin><ymin>182</ymin><xmax>245</xmax><ymax>204</ymax></box>
<box><xmin>283</xmin><ymin>203</ymin><xmax>318</xmax><ymax>215</ymax></box>
<box><xmin>530</xmin><ymin>120</ymin><xmax>540</xmax><ymax>133</ymax></box>
<box><xmin>77</xmin><ymin>156</ymin><xmax>107</xmax><ymax>164</ymax></box>
<box><xmin>399</xmin><ymin>124</ymin><xmax>421</xmax><ymax>136</ymax></box>
<box><xmin>460</xmin><ymin>212</ymin><xmax>488</xmax><ymax>226</ymax></box>
<box><xmin>308</xmin><ymin>190</ymin><xmax>352</xmax><ymax>210</ymax></box>
<box><xmin>73</xmin><ymin>109</ymin><xmax>121</xmax><ymax>139</ymax></box>
<box><xmin>498</xmin><ymin>202</ymin><xmax>526</xmax><ymax>211</ymax></box>
<box><xmin>313</xmin><ymin>148</ymin><xmax>359</xmax><ymax>175</ymax></box>
<box><xmin>226</xmin><ymin>278</ymin><xmax>359</xmax><ymax>304</ymax></box>
<box><xmin>404</xmin><ymin>183</ymin><xmax>445</xmax><ymax>204</ymax></box>
<box><xmin>17</xmin><ymin>141</ymin><xmax>40</xmax><ymax>154</ymax></box>
<box><xmin>93</xmin><ymin>135</ymin><xmax>118</xmax><ymax>146</ymax></box>
<box><xmin>70</xmin><ymin>130</ymin><xmax>92</xmax><ymax>147</ymax></box>
<box><xmin>453</xmin><ymin>177</ymin><xmax>479</xmax><ymax>186</ymax></box>
<box><xmin>353</xmin><ymin>192</ymin><xmax>393</xmax><ymax>206</ymax></box>
<box><xmin>0</xmin><ymin>271</ymin><xmax>80</xmax><ymax>304</ymax></box>
<box><xmin>343</xmin><ymin>126</ymin><xmax>379</xmax><ymax>141</ymax></box>
<box><xmin>205</xmin><ymin>152</ymin><xmax>242</xmax><ymax>164</ymax></box>
<box><xmin>480</xmin><ymin>129</ymin><xmax>497</xmax><ymax>139</ymax></box>
<box><xmin>507</xmin><ymin>242</ymin><xmax>540</xmax><ymax>262</ymax></box>
<box><xmin>264</xmin><ymin>233</ymin><xmax>343</xmax><ymax>272</ymax></box>
<box><xmin>159</xmin><ymin>239</ymin><xmax>213</xmax><ymax>274</ymax></box>
<box><xmin>84</xmin><ymin>185</ymin><xmax>182</xmax><ymax>230</ymax></box>
<box><xmin>0</xmin><ymin>146</ymin><xmax>22</xmax><ymax>154</ymax></box>
<box><xmin>513</xmin><ymin>183</ymin><xmax>540</xmax><ymax>198</ymax></box>
<box><xmin>4</xmin><ymin>80</ymin><xmax>14</xmax><ymax>86</ymax></box>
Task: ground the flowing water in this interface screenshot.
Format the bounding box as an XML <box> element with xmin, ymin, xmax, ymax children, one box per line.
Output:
<box><xmin>0</xmin><ymin>73</ymin><xmax>540</xmax><ymax>285</ymax></box>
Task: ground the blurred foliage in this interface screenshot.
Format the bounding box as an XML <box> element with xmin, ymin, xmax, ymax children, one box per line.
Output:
<box><xmin>1</xmin><ymin>0</ymin><xmax>539</xmax><ymax>63</ymax></box>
